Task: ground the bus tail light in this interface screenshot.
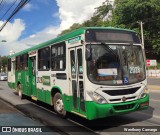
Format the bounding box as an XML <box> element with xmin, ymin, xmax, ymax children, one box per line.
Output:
<box><xmin>87</xmin><ymin>91</ymin><xmax>107</xmax><ymax>104</ymax></box>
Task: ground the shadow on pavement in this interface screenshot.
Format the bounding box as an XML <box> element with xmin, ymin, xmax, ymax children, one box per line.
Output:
<box><xmin>10</xmin><ymin>91</ymin><xmax>154</xmax><ymax>133</ymax></box>
<box><xmin>15</xmin><ymin>95</ymin><xmax>154</xmax><ymax>133</ymax></box>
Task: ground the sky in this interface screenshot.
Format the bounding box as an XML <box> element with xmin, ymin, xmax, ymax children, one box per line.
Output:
<box><xmin>0</xmin><ymin>0</ymin><xmax>106</xmax><ymax>56</ymax></box>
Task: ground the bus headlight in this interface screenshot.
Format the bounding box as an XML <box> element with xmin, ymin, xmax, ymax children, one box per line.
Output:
<box><xmin>140</xmin><ymin>87</ymin><xmax>149</xmax><ymax>99</ymax></box>
<box><xmin>87</xmin><ymin>91</ymin><xmax>107</xmax><ymax>104</ymax></box>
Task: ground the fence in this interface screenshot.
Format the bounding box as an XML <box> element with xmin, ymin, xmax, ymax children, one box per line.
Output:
<box><xmin>147</xmin><ymin>70</ymin><xmax>160</xmax><ymax>77</ymax></box>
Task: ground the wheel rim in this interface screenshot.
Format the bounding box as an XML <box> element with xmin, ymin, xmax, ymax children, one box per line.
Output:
<box><xmin>55</xmin><ymin>98</ymin><xmax>64</xmax><ymax>113</ymax></box>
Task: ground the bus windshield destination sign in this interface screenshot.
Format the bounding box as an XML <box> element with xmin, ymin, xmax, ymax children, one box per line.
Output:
<box><xmin>85</xmin><ymin>29</ymin><xmax>140</xmax><ymax>43</ymax></box>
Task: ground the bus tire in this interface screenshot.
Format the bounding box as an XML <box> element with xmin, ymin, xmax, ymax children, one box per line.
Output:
<box><xmin>17</xmin><ymin>84</ymin><xmax>23</xmax><ymax>99</ymax></box>
<box><xmin>54</xmin><ymin>93</ymin><xmax>66</xmax><ymax>118</ymax></box>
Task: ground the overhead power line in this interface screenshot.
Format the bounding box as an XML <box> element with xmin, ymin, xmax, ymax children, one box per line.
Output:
<box><xmin>0</xmin><ymin>0</ymin><xmax>17</xmax><ymax>21</ymax></box>
<box><xmin>0</xmin><ymin>0</ymin><xmax>7</xmax><ymax>13</ymax></box>
<box><xmin>0</xmin><ymin>0</ymin><xmax>31</xmax><ymax>32</ymax></box>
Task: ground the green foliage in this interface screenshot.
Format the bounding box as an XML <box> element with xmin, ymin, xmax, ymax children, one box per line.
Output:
<box><xmin>59</xmin><ymin>0</ymin><xmax>160</xmax><ymax>57</ymax></box>
<box><xmin>59</xmin><ymin>23</ymin><xmax>82</xmax><ymax>35</ymax></box>
<box><xmin>112</xmin><ymin>0</ymin><xmax>160</xmax><ymax>55</ymax></box>
<box><xmin>0</xmin><ymin>55</ymin><xmax>7</xmax><ymax>72</ymax></box>
<box><xmin>155</xmin><ymin>59</ymin><xmax>160</xmax><ymax>69</ymax></box>
<box><xmin>147</xmin><ymin>62</ymin><xmax>160</xmax><ymax>69</ymax></box>
<box><xmin>59</xmin><ymin>0</ymin><xmax>112</xmax><ymax>36</ymax></box>
<box><xmin>157</xmin><ymin>63</ymin><xmax>160</xmax><ymax>69</ymax></box>
<box><xmin>0</xmin><ymin>56</ymin><xmax>7</xmax><ymax>66</ymax></box>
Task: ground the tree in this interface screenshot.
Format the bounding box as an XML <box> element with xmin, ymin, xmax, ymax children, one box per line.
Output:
<box><xmin>0</xmin><ymin>55</ymin><xmax>7</xmax><ymax>72</ymax></box>
<box><xmin>59</xmin><ymin>23</ymin><xmax>82</xmax><ymax>36</ymax></box>
<box><xmin>112</xmin><ymin>0</ymin><xmax>160</xmax><ymax>56</ymax></box>
<box><xmin>59</xmin><ymin>0</ymin><xmax>160</xmax><ymax>58</ymax></box>
<box><xmin>59</xmin><ymin>0</ymin><xmax>112</xmax><ymax>35</ymax></box>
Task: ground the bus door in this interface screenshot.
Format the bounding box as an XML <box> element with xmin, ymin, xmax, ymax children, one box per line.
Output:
<box><xmin>29</xmin><ymin>56</ymin><xmax>37</xmax><ymax>97</ymax></box>
<box><xmin>69</xmin><ymin>46</ymin><xmax>86</xmax><ymax>115</ymax></box>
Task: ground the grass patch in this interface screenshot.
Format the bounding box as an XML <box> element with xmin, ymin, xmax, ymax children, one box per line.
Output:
<box><xmin>147</xmin><ymin>62</ymin><xmax>160</xmax><ymax>69</ymax></box>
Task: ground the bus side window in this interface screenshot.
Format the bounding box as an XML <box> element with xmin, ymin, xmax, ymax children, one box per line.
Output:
<box><xmin>38</xmin><ymin>47</ymin><xmax>50</xmax><ymax>71</ymax></box>
<box><xmin>8</xmin><ymin>58</ymin><xmax>11</xmax><ymax>72</ymax></box>
<box><xmin>51</xmin><ymin>42</ymin><xmax>66</xmax><ymax>71</ymax></box>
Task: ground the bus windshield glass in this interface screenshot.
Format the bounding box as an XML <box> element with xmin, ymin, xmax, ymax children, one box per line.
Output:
<box><xmin>86</xmin><ymin>44</ymin><xmax>145</xmax><ymax>85</ymax></box>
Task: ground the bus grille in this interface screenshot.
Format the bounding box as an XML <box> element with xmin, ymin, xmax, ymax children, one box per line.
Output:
<box><xmin>113</xmin><ymin>103</ymin><xmax>135</xmax><ymax>111</ymax></box>
<box><xmin>103</xmin><ymin>87</ymin><xmax>140</xmax><ymax>96</ymax></box>
<box><xmin>109</xmin><ymin>96</ymin><xmax>136</xmax><ymax>102</ymax></box>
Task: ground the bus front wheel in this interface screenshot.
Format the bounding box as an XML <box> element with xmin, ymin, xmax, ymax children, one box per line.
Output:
<box><xmin>54</xmin><ymin>93</ymin><xmax>66</xmax><ymax>118</ymax></box>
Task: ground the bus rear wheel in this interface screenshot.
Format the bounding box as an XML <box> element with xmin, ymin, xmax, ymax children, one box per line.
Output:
<box><xmin>17</xmin><ymin>84</ymin><xmax>23</xmax><ymax>99</ymax></box>
<box><xmin>53</xmin><ymin>93</ymin><xmax>66</xmax><ymax>118</ymax></box>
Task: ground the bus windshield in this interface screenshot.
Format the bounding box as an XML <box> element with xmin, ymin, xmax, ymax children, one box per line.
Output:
<box><xmin>86</xmin><ymin>44</ymin><xmax>145</xmax><ymax>85</ymax></box>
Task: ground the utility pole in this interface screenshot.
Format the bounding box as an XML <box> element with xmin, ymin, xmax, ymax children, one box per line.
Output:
<box><xmin>140</xmin><ymin>21</ymin><xmax>144</xmax><ymax>49</ymax></box>
<box><xmin>137</xmin><ymin>21</ymin><xmax>144</xmax><ymax>49</ymax></box>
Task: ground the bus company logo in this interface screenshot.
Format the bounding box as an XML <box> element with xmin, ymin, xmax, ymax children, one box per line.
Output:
<box><xmin>2</xmin><ymin>127</ymin><xmax>11</xmax><ymax>132</ymax></box>
<box><xmin>122</xmin><ymin>96</ymin><xmax>126</xmax><ymax>102</ymax></box>
<box><xmin>68</xmin><ymin>36</ymin><xmax>81</xmax><ymax>44</ymax></box>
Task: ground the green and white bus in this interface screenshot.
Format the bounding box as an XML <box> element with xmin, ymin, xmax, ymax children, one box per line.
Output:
<box><xmin>8</xmin><ymin>27</ymin><xmax>149</xmax><ymax>120</ymax></box>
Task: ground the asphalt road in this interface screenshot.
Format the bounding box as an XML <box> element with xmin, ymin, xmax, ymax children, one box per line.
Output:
<box><xmin>0</xmin><ymin>97</ymin><xmax>17</xmax><ymax>114</ymax></box>
<box><xmin>0</xmin><ymin>95</ymin><xmax>58</xmax><ymax>134</ymax></box>
<box><xmin>147</xmin><ymin>78</ymin><xmax>160</xmax><ymax>86</ymax></box>
<box><xmin>0</xmin><ymin>80</ymin><xmax>160</xmax><ymax>135</ymax></box>
<box><xmin>0</xmin><ymin>81</ymin><xmax>60</xmax><ymax>135</ymax></box>
<box><xmin>65</xmin><ymin>90</ymin><xmax>160</xmax><ymax>135</ymax></box>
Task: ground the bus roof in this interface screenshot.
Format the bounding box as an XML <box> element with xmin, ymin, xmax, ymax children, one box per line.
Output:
<box><xmin>8</xmin><ymin>27</ymin><xmax>135</xmax><ymax>58</ymax></box>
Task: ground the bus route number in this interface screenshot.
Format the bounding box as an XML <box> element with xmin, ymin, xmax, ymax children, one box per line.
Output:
<box><xmin>129</xmin><ymin>66</ymin><xmax>140</xmax><ymax>74</ymax></box>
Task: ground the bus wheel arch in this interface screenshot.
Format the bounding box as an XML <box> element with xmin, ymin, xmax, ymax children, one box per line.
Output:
<box><xmin>51</xmin><ymin>88</ymin><xmax>66</xmax><ymax>118</ymax></box>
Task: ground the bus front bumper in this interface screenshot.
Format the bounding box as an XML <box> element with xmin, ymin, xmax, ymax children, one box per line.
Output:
<box><xmin>86</xmin><ymin>94</ymin><xmax>149</xmax><ymax>120</ymax></box>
